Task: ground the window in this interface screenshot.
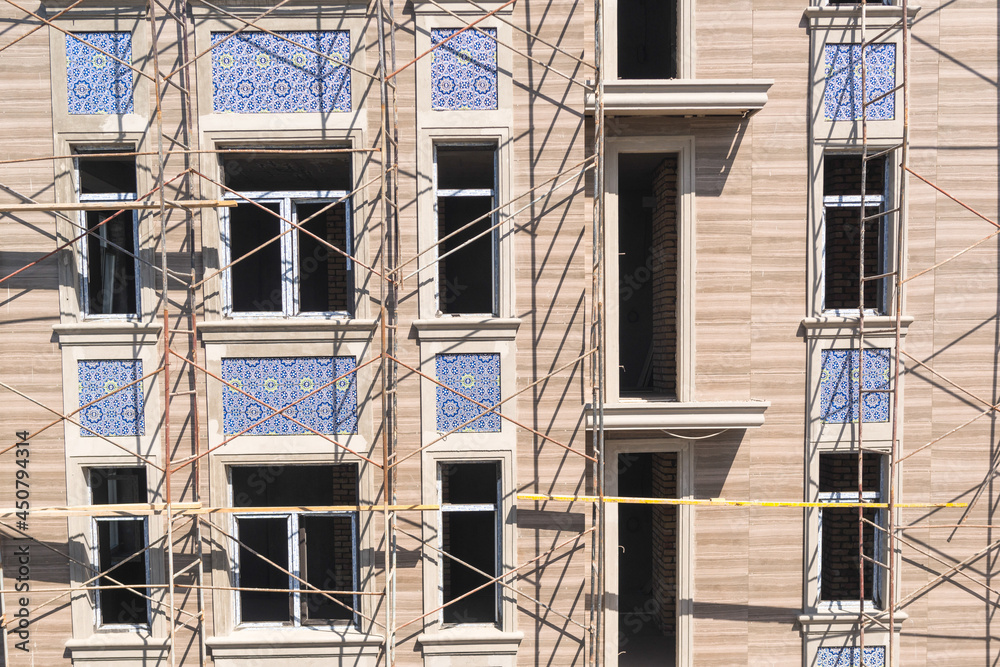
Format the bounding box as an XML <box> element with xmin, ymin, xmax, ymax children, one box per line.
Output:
<box><xmin>617</xmin><ymin>0</ymin><xmax>676</xmax><ymax>79</ymax></box>
<box><xmin>220</xmin><ymin>153</ymin><xmax>353</xmax><ymax>316</ymax></box>
<box><xmin>617</xmin><ymin>153</ymin><xmax>677</xmax><ymax>398</ymax></box>
<box><xmin>230</xmin><ymin>464</ymin><xmax>358</xmax><ymax>626</ymax></box>
<box><xmin>89</xmin><ymin>467</ymin><xmax>149</xmax><ymax>627</ymax></box>
<box><xmin>76</xmin><ymin>151</ymin><xmax>139</xmax><ymax>317</ymax></box>
<box><xmin>823</xmin><ymin>154</ymin><xmax>888</xmax><ymax>313</ymax></box>
<box><xmin>434</xmin><ymin>144</ymin><xmax>499</xmax><ymax>316</ymax></box>
<box><xmin>818</xmin><ymin>452</ymin><xmax>884</xmax><ymax>606</ymax></box>
<box><xmin>438</xmin><ymin>461</ymin><xmax>500</xmax><ymax>625</ymax></box>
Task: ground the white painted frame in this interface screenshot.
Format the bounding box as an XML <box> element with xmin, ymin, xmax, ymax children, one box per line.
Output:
<box><xmin>604</xmin><ymin>136</ymin><xmax>696</xmax><ymax>403</ymax></box>
<box><xmin>91</xmin><ymin>515</ymin><xmax>151</xmax><ymax>629</ymax></box>
<box><xmin>603</xmin><ymin>0</ymin><xmax>694</xmax><ymax>80</ymax></box>
<box><xmin>603</xmin><ymin>438</ymin><xmax>693</xmax><ymax>667</ymax></box>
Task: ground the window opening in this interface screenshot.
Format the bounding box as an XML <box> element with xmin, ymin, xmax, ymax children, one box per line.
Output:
<box><xmin>230</xmin><ymin>464</ymin><xmax>358</xmax><ymax>626</ymax></box>
<box><xmin>824</xmin><ymin>154</ymin><xmax>887</xmax><ymax>313</ymax></box>
<box><xmin>617</xmin><ymin>153</ymin><xmax>678</xmax><ymax>398</ymax></box>
<box><xmin>616</xmin><ymin>452</ymin><xmax>677</xmax><ymax>666</ymax></box>
<box><xmin>617</xmin><ymin>0</ymin><xmax>677</xmax><ymax>79</ymax></box>
<box><xmin>76</xmin><ymin>150</ymin><xmax>140</xmax><ymax>317</ymax></box>
<box><xmin>221</xmin><ymin>153</ymin><xmax>353</xmax><ymax>316</ymax></box>
<box><xmin>438</xmin><ymin>461</ymin><xmax>500</xmax><ymax>625</ymax></box>
<box><xmin>818</xmin><ymin>452</ymin><xmax>884</xmax><ymax>605</ymax></box>
<box><xmin>434</xmin><ymin>145</ymin><xmax>499</xmax><ymax>316</ymax></box>
<box><xmin>89</xmin><ymin>467</ymin><xmax>149</xmax><ymax>626</ymax></box>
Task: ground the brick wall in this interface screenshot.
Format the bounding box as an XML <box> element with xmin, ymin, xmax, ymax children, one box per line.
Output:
<box><xmin>651</xmin><ymin>157</ymin><xmax>678</xmax><ymax>397</ymax></box>
<box><xmin>651</xmin><ymin>452</ymin><xmax>677</xmax><ymax>634</ymax></box>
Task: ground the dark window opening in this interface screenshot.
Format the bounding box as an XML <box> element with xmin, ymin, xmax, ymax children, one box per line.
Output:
<box><xmin>297</xmin><ymin>202</ymin><xmax>351</xmax><ymax>314</ymax></box>
<box><xmin>436</xmin><ymin>146</ymin><xmax>497</xmax><ymax>315</ymax></box>
<box><xmin>617</xmin><ymin>452</ymin><xmax>677</xmax><ymax>667</ymax></box>
<box><xmin>618</xmin><ymin>0</ymin><xmax>677</xmax><ymax>79</ymax></box>
<box><xmin>440</xmin><ymin>462</ymin><xmax>499</xmax><ymax>625</ymax></box>
<box><xmin>231</xmin><ymin>465</ymin><xmax>358</xmax><ymax>625</ymax></box>
<box><xmin>819</xmin><ymin>453</ymin><xmax>882</xmax><ymax>603</ymax></box>
<box><xmin>229</xmin><ymin>202</ymin><xmax>282</xmax><ymax>313</ymax></box>
<box><xmin>90</xmin><ymin>467</ymin><xmax>149</xmax><ymax>626</ymax></box>
<box><xmin>618</xmin><ymin>153</ymin><xmax>678</xmax><ymax>398</ymax></box>
<box><xmin>77</xmin><ymin>152</ymin><xmax>139</xmax><ymax>316</ymax></box>
<box><xmin>223</xmin><ymin>153</ymin><xmax>351</xmax><ymax>192</ymax></box>
<box><xmin>824</xmin><ymin>155</ymin><xmax>887</xmax><ymax>312</ymax></box>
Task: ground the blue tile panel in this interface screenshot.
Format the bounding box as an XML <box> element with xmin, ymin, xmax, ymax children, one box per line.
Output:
<box><xmin>78</xmin><ymin>360</ymin><xmax>145</xmax><ymax>437</ymax></box>
<box><xmin>816</xmin><ymin>646</ymin><xmax>886</xmax><ymax>667</ymax></box>
<box><xmin>66</xmin><ymin>32</ymin><xmax>134</xmax><ymax>115</ymax></box>
<box><xmin>211</xmin><ymin>31</ymin><xmax>351</xmax><ymax>113</ymax></box>
<box><xmin>820</xmin><ymin>349</ymin><xmax>891</xmax><ymax>423</ymax></box>
<box><xmin>436</xmin><ymin>353</ymin><xmax>501</xmax><ymax>433</ymax></box>
<box><xmin>824</xmin><ymin>43</ymin><xmax>896</xmax><ymax>121</ymax></box>
<box><xmin>221</xmin><ymin>357</ymin><xmax>357</xmax><ymax>435</ymax></box>
<box><xmin>430</xmin><ymin>28</ymin><xmax>498</xmax><ymax>110</ymax></box>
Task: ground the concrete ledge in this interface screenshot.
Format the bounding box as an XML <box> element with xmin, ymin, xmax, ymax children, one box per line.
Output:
<box><xmin>586</xmin><ymin>79</ymin><xmax>773</xmax><ymax>116</ymax></box>
<box><xmin>412</xmin><ymin>317</ymin><xmax>521</xmax><ymax>342</ymax></box>
<box><xmin>199</xmin><ymin>318</ymin><xmax>377</xmax><ymax>344</ymax></box>
<box><xmin>54</xmin><ymin>322</ymin><xmax>163</xmax><ymax>346</ymax></box>
<box><xmin>800</xmin><ymin>315</ymin><xmax>914</xmax><ymax>339</ymax></box>
<box><xmin>417</xmin><ymin>627</ymin><xmax>523</xmax><ymax>667</ymax></box>
<box><xmin>208</xmin><ymin>629</ymin><xmax>383</xmax><ymax>666</ymax></box>
<box><xmin>587</xmin><ymin>400</ymin><xmax>770</xmax><ymax>431</ymax></box>
<box><xmin>66</xmin><ymin>635</ymin><xmax>169</xmax><ymax>666</ymax></box>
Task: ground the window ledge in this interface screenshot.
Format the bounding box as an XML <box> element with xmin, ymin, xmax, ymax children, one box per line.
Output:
<box><xmin>413</xmin><ymin>317</ymin><xmax>521</xmax><ymax>342</ymax></box>
<box><xmin>799</xmin><ymin>610</ymin><xmax>908</xmax><ymax>628</ymax></box>
<box><xmin>207</xmin><ymin>628</ymin><xmax>383</xmax><ymax>663</ymax></box>
<box><xmin>54</xmin><ymin>322</ymin><xmax>162</xmax><ymax>346</ymax></box>
<box><xmin>801</xmin><ymin>315</ymin><xmax>914</xmax><ymax>339</ymax></box>
<box><xmin>417</xmin><ymin>627</ymin><xmax>523</xmax><ymax>664</ymax></box>
<box><xmin>587</xmin><ymin>400</ymin><xmax>770</xmax><ymax>431</ymax></box>
<box><xmin>199</xmin><ymin>318</ymin><xmax>377</xmax><ymax>344</ymax></box>
<box><xmin>585</xmin><ymin>79</ymin><xmax>773</xmax><ymax>117</ymax></box>
<box><xmin>65</xmin><ymin>635</ymin><xmax>168</xmax><ymax>664</ymax></box>
<box><xmin>804</xmin><ymin>5</ymin><xmax>920</xmax><ymax>25</ymax></box>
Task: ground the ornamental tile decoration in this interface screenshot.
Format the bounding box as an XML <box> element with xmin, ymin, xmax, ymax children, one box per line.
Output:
<box><xmin>819</xmin><ymin>348</ymin><xmax>891</xmax><ymax>424</ymax></box>
<box><xmin>436</xmin><ymin>353</ymin><xmax>501</xmax><ymax>432</ymax></box>
<box><xmin>816</xmin><ymin>646</ymin><xmax>886</xmax><ymax>667</ymax></box>
<box><xmin>430</xmin><ymin>28</ymin><xmax>498</xmax><ymax>110</ymax></box>
<box><xmin>78</xmin><ymin>360</ymin><xmax>144</xmax><ymax>437</ymax></box>
<box><xmin>221</xmin><ymin>357</ymin><xmax>357</xmax><ymax>435</ymax></box>
<box><xmin>66</xmin><ymin>32</ymin><xmax>134</xmax><ymax>115</ymax></box>
<box><xmin>211</xmin><ymin>31</ymin><xmax>351</xmax><ymax>114</ymax></box>
<box><xmin>824</xmin><ymin>43</ymin><xmax>896</xmax><ymax>121</ymax></box>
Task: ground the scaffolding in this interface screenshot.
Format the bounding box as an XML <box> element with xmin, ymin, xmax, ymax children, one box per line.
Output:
<box><xmin>0</xmin><ymin>0</ymin><xmax>996</xmax><ymax>664</ymax></box>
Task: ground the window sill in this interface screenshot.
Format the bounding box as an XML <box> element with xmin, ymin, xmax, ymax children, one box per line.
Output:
<box><xmin>54</xmin><ymin>321</ymin><xmax>162</xmax><ymax>346</ymax></box>
<box><xmin>207</xmin><ymin>628</ymin><xmax>383</xmax><ymax>664</ymax></box>
<box><xmin>199</xmin><ymin>318</ymin><xmax>377</xmax><ymax>344</ymax></box>
<box><xmin>585</xmin><ymin>79</ymin><xmax>773</xmax><ymax>117</ymax></box>
<box><xmin>413</xmin><ymin>317</ymin><xmax>521</xmax><ymax>342</ymax></box>
<box><xmin>799</xmin><ymin>609</ymin><xmax>908</xmax><ymax>631</ymax></box>
<box><xmin>804</xmin><ymin>4</ymin><xmax>920</xmax><ymax>25</ymax></box>
<box><xmin>417</xmin><ymin>627</ymin><xmax>523</xmax><ymax>666</ymax></box>
<box><xmin>587</xmin><ymin>400</ymin><xmax>770</xmax><ymax>431</ymax></box>
<box><xmin>800</xmin><ymin>315</ymin><xmax>914</xmax><ymax>339</ymax></box>
<box><xmin>65</xmin><ymin>634</ymin><xmax>168</xmax><ymax>665</ymax></box>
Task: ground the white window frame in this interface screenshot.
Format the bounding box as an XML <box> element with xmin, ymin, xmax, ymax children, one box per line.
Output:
<box><xmin>436</xmin><ymin>460</ymin><xmax>502</xmax><ymax>628</ymax></box>
<box><xmin>604</xmin><ymin>0</ymin><xmax>692</xmax><ymax>80</ymax></box>
<box><xmin>220</xmin><ymin>189</ymin><xmax>353</xmax><ymax>318</ymax></box>
<box><xmin>88</xmin><ymin>467</ymin><xmax>151</xmax><ymax>630</ymax></box>
<box><xmin>820</xmin><ymin>153</ymin><xmax>891</xmax><ymax>316</ymax></box>
<box><xmin>227</xmin><ymin>471</ymin><xmax>359</xmax><ymax>629</ymax></box>
<box><xmin>432</xmin><ymin>142</ymin><xmax>500</xmax><ymax>317</ymax></box>
<box><xmin>816</xmin><ymin>455</ymin><xmax>886</xmax><ymax>611</ymax></box>
<box><xmin>75</xmin><ymin>153</ymin><xmax>141</xmax><ymax>320</ymax></box>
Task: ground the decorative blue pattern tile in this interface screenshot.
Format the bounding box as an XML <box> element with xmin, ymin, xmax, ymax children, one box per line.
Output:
<box><xmin>436</xmin><ymin>353</ymin><xmax>501</xmax><ymax>432</ymax></box>
<box><xmin>824</xmin><ymin>43</ymin><xmax>896</xmax><ymax>121</ymax></box>
<box><xmin>817</xmin><ymin>646</ymin><xmax>886</xmax><ymax>667</ymax></box>
<box><xmin>221</xmin><ymin>357</ymin><xmax>357</xmax><ymax>435</ymax></box>
<box><xmin>78</xmin><ymin>360</ymin><xmax>144</xmax><ymax>437</ymax></box>
<box><xmin>820</xmin><ymin>349</ymin><xmax>891</xmax><ymax>423</ymax></box>
<box><xmin>212</xmin><ymin>31</ymin><xmax>351</xmax><ymax>113</ymax></box>
<box><xmin>66</xmin><ymin>32</ymin><xmax>134</xmax><ymax>115</ymax></box>
<box><xmin>430</xmin><ymin>28</ymin><xmax>498</xmax><ymax>110</ymax></box>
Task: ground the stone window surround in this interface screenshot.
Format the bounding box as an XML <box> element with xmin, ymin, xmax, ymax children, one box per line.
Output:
<box><xmin>53</xmin><ymin>131</ymin><xmax>157</xmax><ymax>324</ymax></box>
<box><xmin>602</xmin><ymin>437</ymin><xmax>693</xmax><ymax>667</ymax></box>
<box><xmin>604</xmin><ymin>135</ymin><xmax>695</xmax><ymax>403</ymax></box>
<box><xmin>807</xmin><ymin>146</ymin><xmax>902</xmax><ymax>319</ymax></box>
<box><xmin>416</xmin><ymin>447</ymin><xmax>521</xmax><ymax>665</ymax></box>
<box><xmin>415</xmin><ymin>127</ymin><xmax>515</xmax><ymax>322</ymax></box>
<box><xmin>806</xmin><ymin>5</ymin><xmax>918</xmax><ymax>142</ymax></box>
<box><xmin>46</xmin><ymin>10</ymin><xmax>151</xmax><ymax>132</ymax></box>
<box><xmin>191</xmin><ymin>2</ymin><xmax>371</xmax><ymax>134</ymax></box>
<box><xmin>603</xmin><ymin>0</ymin><xmax>693</xmax><ymax>80</ymax></box>
<box><xmin>197</xmin><ymin>128</ymin><xmax>373</xmax><ymax>322</ymax></box>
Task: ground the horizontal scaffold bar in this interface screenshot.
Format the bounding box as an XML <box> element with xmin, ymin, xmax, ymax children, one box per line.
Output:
<box><xmin>0</xmin><ymin>200</ymin><xmax>237</xmax><ymax>212</ymax></box>
<box><xmin>518</xmin><ymin>493</ymin><xmax>968</xmax><ymax>510</ymax></box>
<box><xmin>0</xmin><ymin>502</ymin><xmax>439</xmax><ymax>519</ymax></box>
